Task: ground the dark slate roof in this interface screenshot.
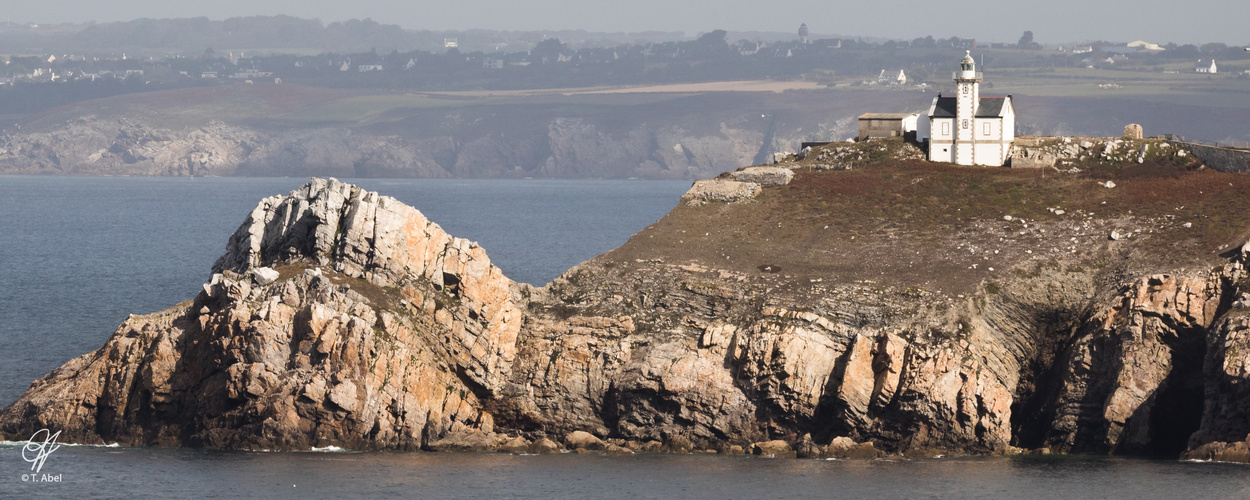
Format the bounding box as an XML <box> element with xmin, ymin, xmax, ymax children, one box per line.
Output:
<box><xmin>930</xmin><ymin>96</ymin><xmax>1009</xmax><ymax>118</ymax></box>
<box><xmin>931</xmin><ymin>97</ymin><xmax>957</xmax><ymax>117</ymax></box>
<box><xmin>976</xmin><ymin>97</ymin><xmax>1007</xmax><ymax>117</ymax></box>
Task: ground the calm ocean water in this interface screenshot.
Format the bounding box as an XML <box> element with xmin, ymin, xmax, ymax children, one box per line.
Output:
<box><xmin>1</xmin><ymin>176</ymin><xmax>1247</xmax><ymax>499</ymax></box>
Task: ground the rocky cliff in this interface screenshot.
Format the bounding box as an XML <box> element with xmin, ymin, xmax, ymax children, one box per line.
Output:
<box><xmin>0</xmin><ymin>116</ymin><xmax>812</xmax><ymax>180</ymax></box>
<box><xmin>0</xmin><ymin>87</ymin><xmax>876</xmax><ymax>180</ymax></box>
<box><xmin>4</xmin><ymin>140</ymin><xmax>1250</xmax><ymax>459</ymax></box>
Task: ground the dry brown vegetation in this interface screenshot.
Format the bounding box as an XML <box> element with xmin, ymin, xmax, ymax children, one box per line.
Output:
<box><xmin>597</xmin><ymin>138</ymin><xmax>1250</xmax><ymax>298</ymax></box>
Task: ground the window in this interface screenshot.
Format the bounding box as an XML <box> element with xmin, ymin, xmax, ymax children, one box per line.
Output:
<box><xmin>983</xmin><ymin>122</ymin><xmax>991</xmax><ymax>136</ymax></box>
<box><xmin>941</xmin><ymin>122</ymin><xmax>950</xmax><ymax>135</ymax></box>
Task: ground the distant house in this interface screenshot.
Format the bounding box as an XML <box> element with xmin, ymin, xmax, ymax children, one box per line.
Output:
<box><xmin>444</xmin><ymin>38</ymin><xmax>458</xmax><ymax>48</ymax></box>
<box><xmin>926</xmin><ymin>51</ymin><xmax>1015</xmax><ymax>166</ymax></box>
<box><xmin>876</xmin><ymin>69</ymin><xmax>907</xmax><ymax>85</ymax></box>
<box><xmin>482</xmin><ymin>58</ymin><xmax>503</xmax><ymax>69</ymax></box>
<box><xmin>358</xmin><ymin>65</ymin><xmax>384</xmax><ymax>72</ymax></box>
<box><xmin>201</xmin><ymin>71</ymin><xmax>218</xmax><ymax>78</ymax></box>
<box><xmin>1072</xmin><ymin>46</ymin><xmax>1093</xmax><ymax>54</ymax></box>
<box><xmin>1196</xmin><ymin>59</ymin><xmax>1218</xmax><ymax>73</ymax></box>
<box><xmin>857</xmin><ymin>113</ymin><xmax>918</xmax><ymax>141</ymax></box>
<box><xmin>739</xmin><ymin>41</ymin><xmax>765</xmax><ymax>56</ymax></box>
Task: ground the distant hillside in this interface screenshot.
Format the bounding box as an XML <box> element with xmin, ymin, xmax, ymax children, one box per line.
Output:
<box><xmin>0</xmin><ymin>84</ymin><xmax>924</xmax><ymax>179</ymax></box>
<box><xmin>0</xmin><ymin>16</ymin><xmax>689</xmax><ymax>55</ymax></box>
<box><xmin>1</xmin><ymin>81</ymin><xmax>1246</xmax><ymax>179</ymax></box>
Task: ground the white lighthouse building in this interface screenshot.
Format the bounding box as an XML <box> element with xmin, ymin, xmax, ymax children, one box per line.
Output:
<box><xmin>927</xmin><ymin>51</ymin><xmax>1015</xmax><ymax>166</ymax></box>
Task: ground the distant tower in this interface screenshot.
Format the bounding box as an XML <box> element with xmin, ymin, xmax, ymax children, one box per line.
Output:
<box><xmin>798</xmin><ymin>23</ymin><xmax>810</xmax><ymax>44</ymax></box>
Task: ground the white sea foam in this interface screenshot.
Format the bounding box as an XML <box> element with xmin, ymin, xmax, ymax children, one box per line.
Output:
<box><xmin>310</xmin><ymin>445</ymin><xmax>348</xmax><ymax>452</ymax></box>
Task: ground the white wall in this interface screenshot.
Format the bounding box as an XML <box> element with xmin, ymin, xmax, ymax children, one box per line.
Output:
<box><xmin>902</xmin><ymin>114</ymin><xmax>919</xmax><ymax>133</ymax></box>
<box><xmin>928</xmin><ymin>117</ymin><xmax>954</xmax><ymax>162</ymax></box>
<box><xmin>956</xmin><ymin>143</ymin><xmax>974</xmax><ymax>165</ymax></box>
<box><xmin>979</xmin><ymin>119</ymin><xmax>1001</xmax><ymax>140</ymax></box>
<box><xmin>974</xmin><ymin>143</ymin><xmax>1004</xmax><ymax>166</ymax></box>
<box><xmin>1002</xmin><ymin>103</ymin><xmax>1015</xmax><ymax>142</ymax></box>
<box><xmin>930</xmin><ymin>118</ymin><xmax>954</xmax><ymax>141</ymax></box>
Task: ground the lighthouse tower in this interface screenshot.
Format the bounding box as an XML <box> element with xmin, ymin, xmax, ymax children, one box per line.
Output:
<box><xmin>953</xmin><ymin>51</ymin><xmax>981</xmax><ymax>165</ymax></box>
<box><xmin>926</xmin><ymin>51</ymin><xmax>1015</xmax><ymax>166</ymax></box>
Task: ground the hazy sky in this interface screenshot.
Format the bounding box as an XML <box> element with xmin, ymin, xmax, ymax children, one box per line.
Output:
<box><xmin>8</xmin><ymin>0</ymin><xmax>1249</xmax><ymax>45</ymax></box>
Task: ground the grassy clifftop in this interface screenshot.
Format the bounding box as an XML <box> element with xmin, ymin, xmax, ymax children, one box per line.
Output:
<box><xmin>597</xmin><ymin>137</ymin><xmax>1250</xmax><ymax>296</ymax></box>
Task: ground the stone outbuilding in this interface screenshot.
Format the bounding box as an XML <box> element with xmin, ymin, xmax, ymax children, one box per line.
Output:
<box><xmin>857</xmin><ymin>113</ymin><xmax>919</xmax><ymax>141</ymax></box>
<box><xmin>1124</xmin><ymin>123</ymin><xmax>1143</xmax><ymax>139</ymax></box>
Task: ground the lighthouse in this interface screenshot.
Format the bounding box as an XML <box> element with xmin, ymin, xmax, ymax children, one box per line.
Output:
<box><xmin>926</xmin><ymin>51</ymin><xmax>1015</xmax><ymax>166</ymax></box>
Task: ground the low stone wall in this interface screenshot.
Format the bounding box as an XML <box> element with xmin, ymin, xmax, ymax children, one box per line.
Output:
<box><xmin>1180</xmin><ymin>142</ymin><xmax>1250</xmax><ymax>174</ymax></box>
<box><xmin>731</xmin><ymin>166</ymin><xmax>794</xmax><ymax>187</ymax></box>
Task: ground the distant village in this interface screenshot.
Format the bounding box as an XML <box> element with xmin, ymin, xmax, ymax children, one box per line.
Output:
<box><xmin>1</xmin><ymin>20</ymin><xmax>1247</xmax><ymax>90</ymax></box>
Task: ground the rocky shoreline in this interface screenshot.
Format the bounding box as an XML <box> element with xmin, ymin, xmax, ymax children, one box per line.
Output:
<box><xmin>3</xmin><ymin>142</ymin><xmax>1250</xmax><ymax>460</ymax></box>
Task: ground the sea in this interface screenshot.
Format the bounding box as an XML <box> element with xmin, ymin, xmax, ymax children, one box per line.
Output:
<box><xmin>1</xmin><ymin>175</ymin><xmax>1248</xmax><ymax>499</ymax></box>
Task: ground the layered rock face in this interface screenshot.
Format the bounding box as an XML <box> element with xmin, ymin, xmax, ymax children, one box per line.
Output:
<box><xmin>3</xmin><ymin>175</ymin><xmax>1249</xmax><ymax>459</ymax></box>
<box><xmin>0</xmin><ymin>179</ymin><xmax>520</xmax><ymax>449</ymax></box>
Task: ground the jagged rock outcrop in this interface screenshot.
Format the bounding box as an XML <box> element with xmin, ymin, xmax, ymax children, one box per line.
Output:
<box><xmin>2</xmin><ymin>168</ymin><xmax>1249</xmax><ymax>458</ymax></box>
<box><xmin>0</xmin><ymin>178</ymin><xmax>521</xmax><ymax>449</ymax></box>
<box><xmin>680</xmin><ymin>179</ymin><xmax>761</xmax><ymax>206</ymax></box>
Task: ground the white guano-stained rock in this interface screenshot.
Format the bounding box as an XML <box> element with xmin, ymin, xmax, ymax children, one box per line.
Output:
<box><xmin>252</xmin><ymin>267</ymin><xmax>280</xmax><ymax>285</ymax></box>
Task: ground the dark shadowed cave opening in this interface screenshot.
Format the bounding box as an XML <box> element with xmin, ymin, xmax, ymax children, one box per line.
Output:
<box><xmin>1008</xmin><ymin>315</ymin><xmax>1088</xmax><ymax>451</ymax></box>
<box><xmin>1139</xmin><ymin>331</ymin><xmax>1207</xmax><ymax>458</ymax></box>
<box><xmin>1008</xmin><ymin>316</ymin><xmax>1208</xmax><ymax>458</ymax></box>
<box><xmin>441</xmin><ymin>272</ymin><xmax>462</xmax><ymax>297</ymax></box>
